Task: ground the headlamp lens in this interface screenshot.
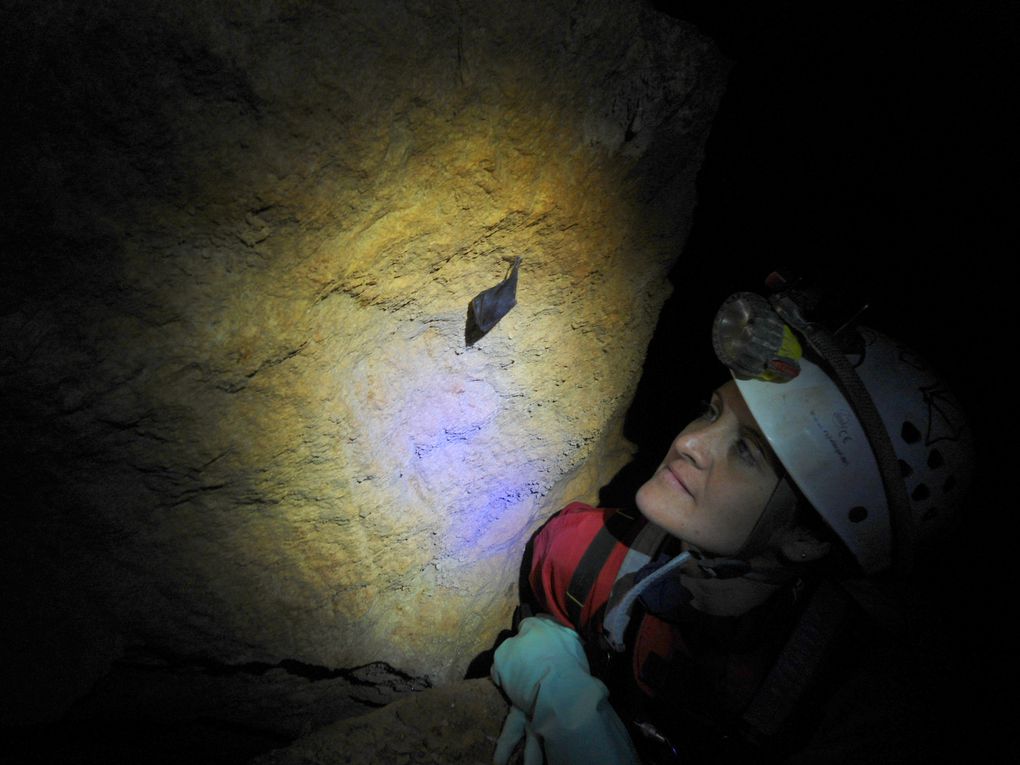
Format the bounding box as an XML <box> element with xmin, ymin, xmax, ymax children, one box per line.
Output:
<box><xmin>712</xmin><ymin>292</ymin><xmax>802</xmax><ymax>382</ymax></box>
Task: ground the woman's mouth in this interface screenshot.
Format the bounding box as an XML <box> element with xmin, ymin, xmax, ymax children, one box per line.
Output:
<box><xmin>663</xmin><ymin>465</ymin><xmax>693</xmax><ymax>498</ymax></box>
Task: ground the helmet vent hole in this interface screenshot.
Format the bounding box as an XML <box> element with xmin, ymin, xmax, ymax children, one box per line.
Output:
<box><xmin>898</xmin><ymin>459</ymin><xmax>913</xmax><ymax>478</ymax></box>
<box><xmin>911</xmin><ymin>484</ymin><xmax>930</xmax><ymax>502</ymax></box>
<box><xmin>943</xmin><ymin>475</ymin><xmax>957</xmax><ymax>493</ymax></box>
<box><xmin>848</xmin><ymin>506</ymin><xmax>868</xmax><ymax>523</ymax></box>
<box><xmin>927</xmin><ymin>449</ymin><xmax>944</xmax><ymax>469</ymax></box>
<box><xmin>901</xmin><ymin>421</ymin><xmax>921</xmax><ymax>444</ymax></box>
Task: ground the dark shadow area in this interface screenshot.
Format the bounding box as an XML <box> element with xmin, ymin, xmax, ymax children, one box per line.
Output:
<box><xmin>0</xmin><ymin>9</ymin><xmax>260</xmax><ymax>309</ymax></box>
<box><xmin>4</xmin><ymin>718</ymin><xmax>291</xmax><ymax>765</ymax></box>
<box><xmin>600</xmin><ymin>1</ymin><xmax>1014</xmax><ymax>759</ymax></box>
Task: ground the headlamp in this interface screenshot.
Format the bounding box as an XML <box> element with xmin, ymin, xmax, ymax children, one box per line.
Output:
<box><xmin>711</xmin><ymin>292</ymin><xmax>802</xmax><ymax>382</ymax></box>
<box><xmin>710</xmin><ymin>273</ymin><xmax>916</xmax><ymax>577</ymax></box>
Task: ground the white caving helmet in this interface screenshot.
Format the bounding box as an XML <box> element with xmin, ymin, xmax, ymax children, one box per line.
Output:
<box><xmin>713</xmin><ymin>280</ymin><xmax>975</xmax><ymax>576</ymax></box>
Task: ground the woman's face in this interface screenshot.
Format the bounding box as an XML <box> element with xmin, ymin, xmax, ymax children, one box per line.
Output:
<box><xmin>635</xmin><ymin>381</ymin><xmax>786</xmax><ymax>556</ymax></box>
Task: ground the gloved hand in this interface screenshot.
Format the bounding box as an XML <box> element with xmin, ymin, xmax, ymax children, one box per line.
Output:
<box><xmin>490</xmin><ymin>615</ymin><xmax>640</xmax><ymax>765</ymax></box>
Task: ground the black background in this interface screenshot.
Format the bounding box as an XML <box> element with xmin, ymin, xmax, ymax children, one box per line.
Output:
<box><xmin>611</xmin><ymin>2</ymin><xmax>1014</xmax><ymax>756</ymax></box>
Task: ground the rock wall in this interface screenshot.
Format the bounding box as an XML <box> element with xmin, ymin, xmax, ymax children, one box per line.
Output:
<box><xmin>1</xmin><ymin>0</ymin><xmax>727</xmax><ymax>725</ymax></box>
<box><xmin>250</xmin><ymin>678</ymin><xmax>508</xmax><ymax>765</ymax></box>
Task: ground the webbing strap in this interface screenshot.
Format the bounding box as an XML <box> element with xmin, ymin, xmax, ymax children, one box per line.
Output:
<box><xmin>740</xmin><ymin>578</ymin><xmax>851</xmax><ymax>739</ymax></box>
<box><xmin>564</xmin><ymin>510</ymin><xmax>641</xmax><ymax>630</ymax></box>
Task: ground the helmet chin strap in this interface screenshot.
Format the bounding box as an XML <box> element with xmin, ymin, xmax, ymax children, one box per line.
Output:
<box><xmin>680</xmin><ymin>475</ymin><xmax>801</xmax><ymax>583</ymax></box>
<box><xmin>603</xmin><ymin>482</ymin><xmax>802</xmax><ymax>649</ymax></box>
<box><xmin>733</xmin><ymin>474</ymin><xmax>798</xmax><ymax>562</ymax></box>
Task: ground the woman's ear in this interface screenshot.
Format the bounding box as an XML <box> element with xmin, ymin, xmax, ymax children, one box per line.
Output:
<box><xmin>774</xmin><ymin>524</ymin><xmax>831</xmax><ymax>563</ymax></box>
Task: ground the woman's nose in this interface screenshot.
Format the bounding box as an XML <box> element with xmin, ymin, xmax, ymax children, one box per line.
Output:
<box><xmin>677</xmin><ymin>422</ymin><xmax>721</xmax><ymax>470</ymax></box>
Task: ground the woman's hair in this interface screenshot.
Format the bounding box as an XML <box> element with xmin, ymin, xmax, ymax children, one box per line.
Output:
<box><xmin>738</xmin><ymin>476</ymin><xmax>860</xmax><ymax>577</ymax></box>
<box><xmin>786</xmin><ymin>486</ymin><xmax>861</xmax><ymax>577</ymax></box>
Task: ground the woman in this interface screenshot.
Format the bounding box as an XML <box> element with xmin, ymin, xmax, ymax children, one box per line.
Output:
<box><xmin>490</xmin><ymin>285</ymin><xmax>974</xmax><ymax>764</ymax></box>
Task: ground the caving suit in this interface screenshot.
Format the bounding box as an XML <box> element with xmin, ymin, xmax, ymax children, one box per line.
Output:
<box><xmin>520</xmin><ymin>501</ymin><xmax>911</xmax><ymax>763</ymax></box>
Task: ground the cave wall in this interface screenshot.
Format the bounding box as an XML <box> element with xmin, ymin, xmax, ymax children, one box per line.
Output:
<box><xmin>1</xmin><ymin>0</ymin><xmax>728</xmax><ymax>724</ymax></box>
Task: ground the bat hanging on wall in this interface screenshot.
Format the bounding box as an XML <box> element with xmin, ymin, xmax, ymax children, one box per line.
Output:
<box><xmin>466</xmin><ymin>256</ymin><xmax>521</xmax><ymax>345</ymax></box>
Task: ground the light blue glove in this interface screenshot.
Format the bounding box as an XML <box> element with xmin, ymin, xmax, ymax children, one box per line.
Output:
<box><xmin>490</xmin><ymin>615</ymin><xmax>640</xmax><ymax>765</ymax></box>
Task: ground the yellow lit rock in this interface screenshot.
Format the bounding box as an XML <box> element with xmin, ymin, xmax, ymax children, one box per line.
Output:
<box><xmin>1</xmin><ymin>0</ymin><xmax>728</xmax><ymax>728</ymax></box>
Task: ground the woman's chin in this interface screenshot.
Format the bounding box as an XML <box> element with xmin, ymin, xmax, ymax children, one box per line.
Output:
<box><xmin>635</xmin><ymin>481</ymin><xmax>682</xmax><ymax>536</ymax></box>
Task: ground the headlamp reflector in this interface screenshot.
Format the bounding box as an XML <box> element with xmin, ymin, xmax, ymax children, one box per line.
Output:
<box><xmin>712</xmin><ymin>292</ymin><xmax>802</xmax><ymax>382</ymax></box>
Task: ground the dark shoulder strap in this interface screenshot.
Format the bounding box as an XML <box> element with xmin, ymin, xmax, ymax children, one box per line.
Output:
<box><xmin>563</xmin><ymin>509</ymin><xmax>642</xmax><ymax>630</ymax></box>
<box><xmin>740</xmin><ymin>578</ymin><xmax>853</xmax><ymax>740</ymax></box>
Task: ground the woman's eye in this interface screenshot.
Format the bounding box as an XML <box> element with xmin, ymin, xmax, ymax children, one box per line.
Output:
<box><xmin>700</xmin><ymin>401</ymin><xmax>720</xmax><ymax>422</ymax></box>
<box><xmin>737</xmin><ymin>439</ymin><xmax>758</xmax><ymax>466</ymax></box>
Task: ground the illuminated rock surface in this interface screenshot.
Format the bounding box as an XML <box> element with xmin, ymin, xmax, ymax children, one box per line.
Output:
<box><xmin>1</xmin><ymin>0</ymin><xmax>726</xmax><ymax>737</ymax></box>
